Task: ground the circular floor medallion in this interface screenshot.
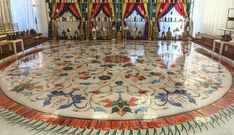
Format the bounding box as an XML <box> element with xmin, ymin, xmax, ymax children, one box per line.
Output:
<box><xmin>0</xmin><ymin>41</ymin><xmax>232</xmax><ymax>121</ymax></box>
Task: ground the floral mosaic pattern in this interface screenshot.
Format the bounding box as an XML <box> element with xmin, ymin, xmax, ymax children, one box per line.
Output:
<box><xmin>0</xmin><ymin>41</ymin><xmax>232</xmax><ymax>120</ymax></box>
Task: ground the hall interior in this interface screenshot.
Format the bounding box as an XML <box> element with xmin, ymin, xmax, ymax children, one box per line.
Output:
<box><xmin>0</xmin><ymin>0</ymin><xmax>234</xmax><ymax>135</ymax></box>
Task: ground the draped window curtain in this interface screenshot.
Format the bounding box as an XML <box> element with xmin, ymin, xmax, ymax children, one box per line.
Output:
<box><xmin>54</xmin><ymin>3</ymin><xmax>82</xmax><ymax>20</ymax></box>
<box><xmin>52</xmin><ymin>3</ymin><xmax>82</xmax><ymax>30</ymax></box>
<box><xmin>123</xmin><ymin>3</ymin><xmax>148</xmax><ymax>20</ymax></box>
<box><xmin>193</xmin><ymin>0</ymin><xmax>234</xmax><ymax>36</ymax></box>
<box><xmin>90</xmin><ymin>3</ymin><xmax>113</xmax><ymax>18</ymax></box>
<box><xmin>0</xmin><ymin>0</ymin><xmax>13</xmax><ymax>33</ymax></box>
<box><xmin>89</xmin><ymin>3</ymin><xmax>114</xmax><ymax>29</ymax></box>
<box><xmin>10</xmin><ymin>0</ymin><xmax>36</xmax><ymax>31</ymax></box>
<box><xmin>122</xmin><ymin>3</ymin><xmax>149</xmax><ymax>39</ymax></box>
<box><xmin>157</xmin><ymin>3</ymin><xmax>187</xmax><ymax>32</ymax></box>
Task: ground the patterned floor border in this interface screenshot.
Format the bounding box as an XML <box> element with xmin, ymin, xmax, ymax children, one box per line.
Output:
<box><xmin>0</xmin><ymin>41</ymin><xmax>234</xmax><ymax>135</ymax></box>
<box><xmin>0</xmin><ymin>103</ymin><xmax>234</xmax><ymax>135</ymax></box>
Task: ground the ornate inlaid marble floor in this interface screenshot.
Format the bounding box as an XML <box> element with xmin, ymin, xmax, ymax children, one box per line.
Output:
<box><xmin>0</xmin><ymin>40</ymin><xmax>234</xmax><ymax>135</ymax></box>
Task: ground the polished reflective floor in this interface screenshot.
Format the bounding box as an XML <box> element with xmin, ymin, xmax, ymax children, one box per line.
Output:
<box><xmin>0</xmin><ymin>40</ymin><xmax>234</xmax><ymax>135</ymax></box>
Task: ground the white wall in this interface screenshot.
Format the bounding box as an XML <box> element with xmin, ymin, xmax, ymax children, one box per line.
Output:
<box><xmin>193</xmin><ymin>0</ymin><xmax>234</xmax><ymax>36</ymax></box>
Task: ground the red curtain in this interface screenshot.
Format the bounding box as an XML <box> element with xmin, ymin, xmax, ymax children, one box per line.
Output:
<box><xmin>174</xmin><ymin>3</ymin><xmax>187</xmax><ymax>17</ymax></box>
<box><xmin>90</xmin><ymin>3</ymin><xmax>113</xmax><ymax>18</ymax></box>
<box><xmin>69</xmin><ymin>3</ymin><xmax>82</xmax><ymax>19</ymax></box>
<box><xmin>55</xmin><ymin>3</ymin><xmax>65</xmax><ymax>18</ymax></box>
<box><xmin>123</xmin><ymin>3</ymin><xmax>135</xmax><ymax>19</ymax></box>
<box><xmin>89</xmin><ymin>3</ymin><xmax>113</xmax><ymax>29</ymax></box>
<box><xmin>158</xmin><ymin>3</ymin><xmax>187</xmax><ymax>18</ymax></box>
<box><xmin>123</xmin><ymin>3</ymin><xmax>147</xmax><ymax>19</ymax></box>
<box><xmin>54</xmin><ymin>3</ymin><xmax>81</xmax><ymax>19</ymax></box>
<box><xmin>102</xmin><ymin>3</ymin><xmax>112</xmax><ymax>17</ymax></box>
<box><xmin>90</xmin><ymin>3</ymin><xmax>101</xmax><ymax>18</ymax></box>
<box><xmin>137</xmin><ymin>3</ymin><xmax>147</xmax><ymax>19</ymax></box>
<box><xmin>157</xmin><ymin>3</ymin><xmax>171</xmax><ymax>18</ymax></box>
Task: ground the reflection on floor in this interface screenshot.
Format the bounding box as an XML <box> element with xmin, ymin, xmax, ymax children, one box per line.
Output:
<box><xmin>0</xmin><ymin>40</ymin><xmax>233</xmax><ymax>135</ymax></box>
